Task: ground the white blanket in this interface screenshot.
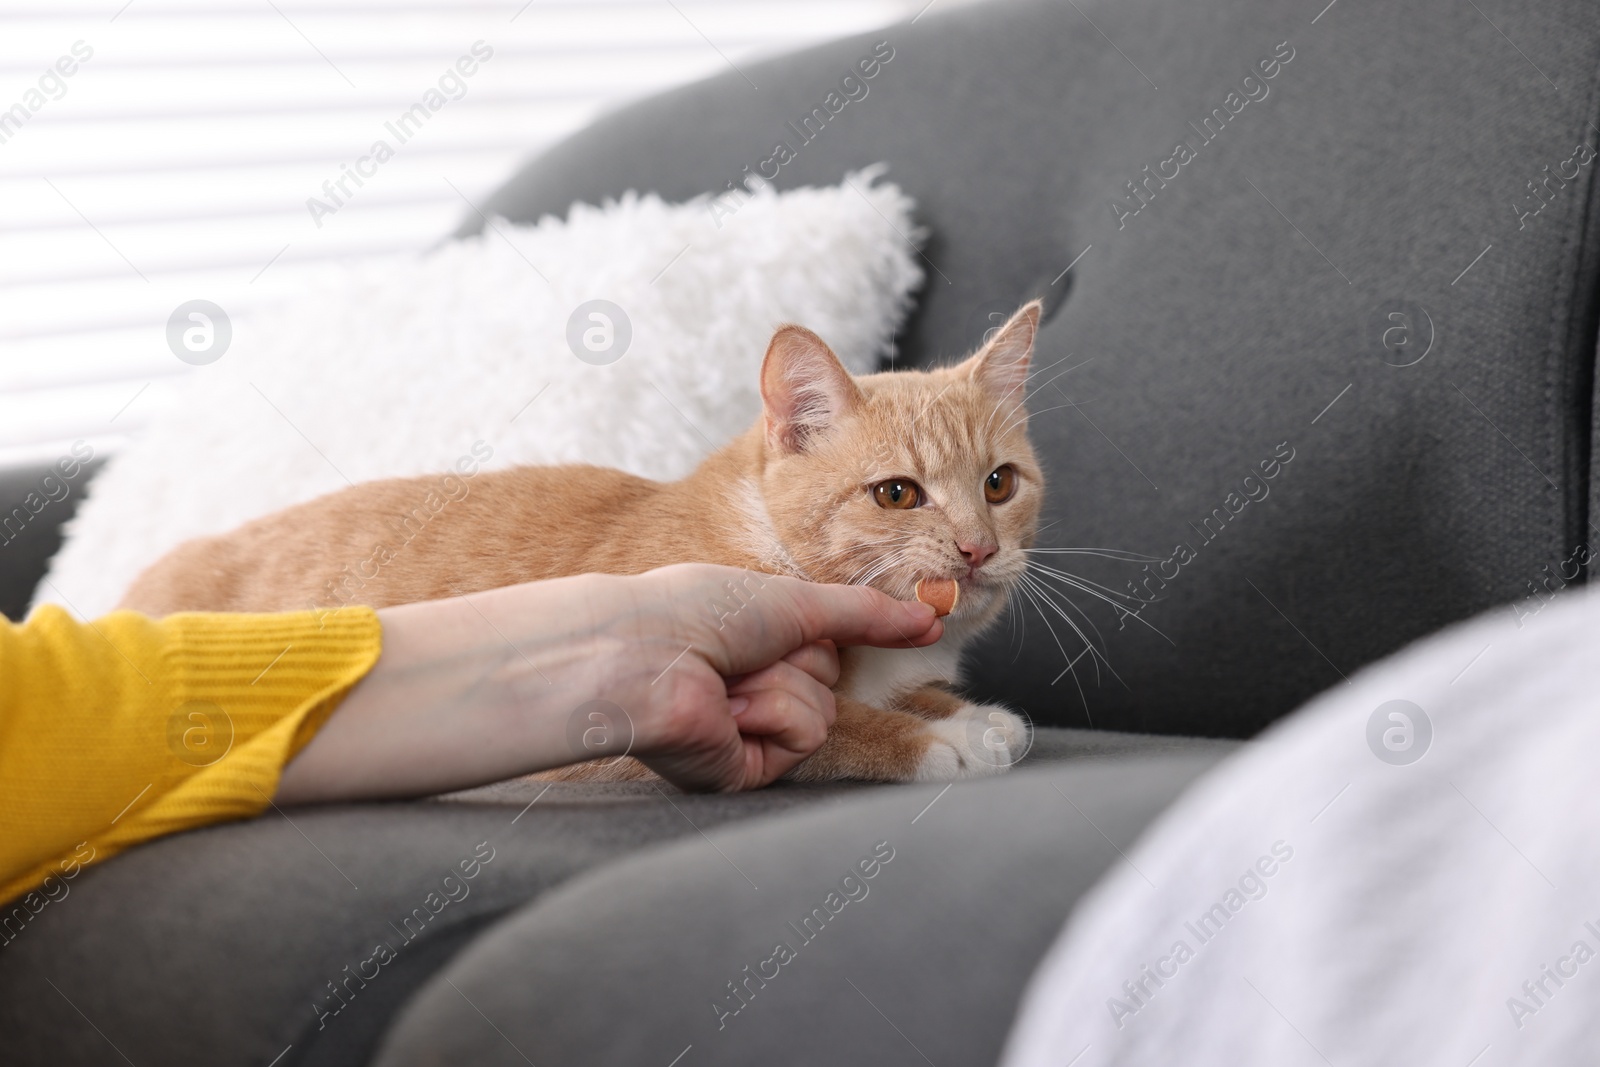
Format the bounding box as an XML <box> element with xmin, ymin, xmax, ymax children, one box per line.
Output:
<box><xmin>1001</xmin><ymin>582</ymin><xmax>1600</xmax><ymax>1067</ymax></box>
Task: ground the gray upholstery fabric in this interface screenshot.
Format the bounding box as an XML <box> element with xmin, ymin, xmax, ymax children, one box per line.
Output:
<box><xmin>0</xmin><ymin>730</ymin><xmax>1238</xmax><ymax>1067</ymax></box>
<box><xmin>0</xmin><ymin>460</ymin><xmax>100</xmax><ymax>622</ymax></box>
<box><xmin>371</xmin><ymin>754</ymin><xmax>1224</xmax><ymax>1067</ymax></box>
<box><xmin>462</xmin><ymin>0</ymin><xmax>1600</xmax><ymax>737</ymax></box>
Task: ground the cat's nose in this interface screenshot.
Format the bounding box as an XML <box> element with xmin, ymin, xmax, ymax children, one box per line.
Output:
<box><xmin>958</xmin><ymin>541</ymin><xmax>998</xmax><ymax>569</ymax></box>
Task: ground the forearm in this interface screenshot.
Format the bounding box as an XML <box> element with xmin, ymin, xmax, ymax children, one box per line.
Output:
<box><xmin>274</xmin><ymin>585</ymin><xmax>598</xmax><ymax>803</ymax></box>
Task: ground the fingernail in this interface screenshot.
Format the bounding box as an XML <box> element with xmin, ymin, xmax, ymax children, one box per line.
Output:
<box><xmin>908</xmin><ymin>600</ymin><xmax>937</xmax><ymax>621</ymax></box>
<box><xmin>729</xmin><ymin>696</ymin><xmax>751</xmax><ymax>717</ymax></box>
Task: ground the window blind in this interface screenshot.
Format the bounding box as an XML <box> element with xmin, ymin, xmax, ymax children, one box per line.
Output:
<box><xmin>0</xmin><ymin>0</ymin><xmax>929</xmax><ymax>470</ymax></box>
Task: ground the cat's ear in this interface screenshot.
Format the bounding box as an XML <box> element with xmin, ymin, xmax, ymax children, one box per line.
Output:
<box><xmin>964</xmin><ymin>299</ymin><xmax>1040</xmax><ymax>405</ymax></box>
<box><xmin>760</xmin><ymin>325</ymin><xmax>863</xmax><ymax>453</ymax></box>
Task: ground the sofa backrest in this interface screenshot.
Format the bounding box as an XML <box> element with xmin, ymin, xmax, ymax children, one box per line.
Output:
<box><xmin>458</xmin><ymin>0</ymin><xmax>1600</xmax><ymax>736</ymax></box>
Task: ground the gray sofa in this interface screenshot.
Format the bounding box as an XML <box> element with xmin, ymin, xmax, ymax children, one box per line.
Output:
<box><xmin>3</xmin><ymin>0</ymin><xmax>1597</xmax><ymax>1062</ymax></box>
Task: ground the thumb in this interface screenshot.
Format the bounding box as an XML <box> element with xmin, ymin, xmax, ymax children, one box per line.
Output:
<box><xmin>710</xmin><ymin>574</ymin><xmax>942</xmax><ymax>676</ymax></box>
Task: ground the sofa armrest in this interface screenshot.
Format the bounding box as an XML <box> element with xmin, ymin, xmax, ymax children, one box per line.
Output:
<box><xmin>0</xmin><ymin>461</ymin><xmax>102</xmax><ymax>621</ymax></box>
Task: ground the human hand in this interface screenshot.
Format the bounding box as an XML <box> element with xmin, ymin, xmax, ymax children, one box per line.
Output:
<box><xmin>600</xmin><ymin>564</ymin><xmax>944</xmax><ymax>790</ymax></box>
<box><xmin>275</xmin><ymin>564</ymin><xmax>941</xmax><ymax>803</ymax></box>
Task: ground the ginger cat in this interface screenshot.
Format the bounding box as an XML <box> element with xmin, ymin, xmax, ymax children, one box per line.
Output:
<box><xmin>121</xmin><ymin>302</ymin><xmax>1047</xmax><ymax>782</ymax></box>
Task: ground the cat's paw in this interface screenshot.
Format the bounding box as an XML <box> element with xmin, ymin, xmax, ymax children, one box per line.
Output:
<box><xmin>913</xmin><ymin>703</ymin><xmax>1032</xmax><ymax>780</ymax></box>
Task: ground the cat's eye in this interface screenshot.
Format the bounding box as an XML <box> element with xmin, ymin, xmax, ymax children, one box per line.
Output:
<box><xmin>873</xmin><ymin>478</ymin><xmax>923</xmax><ymax>510</ymax></box>
<box><xmin>984</xmin><ymin>465</ymin><xmax>1017</xmax><ymax>504</ymax></box>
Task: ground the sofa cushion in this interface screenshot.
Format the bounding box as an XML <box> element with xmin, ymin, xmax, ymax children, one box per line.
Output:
<box><xmin>0</xmin><ymin>728</ymin><xmax>1237</xmax><ymax>1067</ymax></box>
<box><xmin>461</xmin><ymin>0</ymin><xmax>1600</xmax><ymax>737</ymax></box>
<box><xmin>369</xmin><ymin>754</ymin><xmax>1226</xmax><ymax>1067</ymax></box>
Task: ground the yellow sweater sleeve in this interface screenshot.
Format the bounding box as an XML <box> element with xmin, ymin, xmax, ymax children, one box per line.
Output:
<box><xmin>0</xmin><ymin>604</ymin><xmax>382</xmax><ymax>906</ymax></box>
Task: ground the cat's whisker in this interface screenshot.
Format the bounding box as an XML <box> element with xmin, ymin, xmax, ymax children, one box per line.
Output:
<box><xmin>1012</xmin><ymin>574</ymin><xmax>1076</xmax><ymax>668</ymax></box>
<box><xmin>1028</xmin><ymin>564</ymin><xmax>1173</xmax><ymax>646</ymax></box>
<box><xmin>1003</xmin><ymin>585</ymin><xmax>1027</xmax><ymax>659</ymax></box>
<box><xmin>1021</xmin><ymin>350</ymin><xmax>1086</xmax><ymax>387</ymax></box>
<box><xmin>1029</xmin><ymin>569</ymin><xmax>1170</xmax><ymax>650</ymax></box>
<box><xmin>1016</xmin><ymin>572</ymin><xmax>1103</xmax><ymax>680</ymax></box>
<box><xmin>914</xmin><ymin>378</ymin><xmax>961</xmax><ymax>423</ymax></box>
<box><xmin>1013</xmin><ymin>576</ymin><xmax>1092</xmax><ymax>715</ymax></box>
<box><xmin>1017</xmin><ymin>361</ymin><xmax>1089</xmax><ymax>411</ymax></box>
<box><xmin>981</xmin><ymin>388</ymin><xmax>1031</xmax><ymax>440</ymax></box>
<box><xmin>1036</xmin><ymin>354</ymin><xmax>1094</xmax><ymax>383</ymax></box>
<box><xmin>983</xmin><ymin>357</ymin><xmax>1089</xmax><ymax>439</ymax></box>
<box><xmin>838</xmin><ymin>537</ymin><xmax>915</xmax><ymax>572</ymax></box>
<box><xmin>1026</xmin><ymin>561</ymin><xmax>1150</xmax><ymax>606</ymax></box>
<box><xmin>1052</xmin><ymin>644</ymin><xmax>1102</xmax><ymax>725</ymax></box>
<box><xmin>841</xmin><ymin>533</ymin><xmax>915</xmax><ymax>554</ymax></box>
<box><xmin>1018</xmin><ymin>572</ymin><xmax>1131</xmax><ymax>693</ymax></box>
<box><xmin>841</xmin><ymin>539</ymin><xmax>916</xmax><ymax>586</ymax></box>
<box><xmin>980</xmin><ymin>379</ymin><xmax>1019</xmax><ymax>437</ymax></box>
<box><xmin>858</xmin><ymin>534</ymin><xmax>919</xmax><ymax>549</ymax></box>
<box><xmin>979</xmin><ymin>353</ymin><xmax>1075</xmax><ymax>437</ymax></box>
<box><xmin>1019</xmin><ymin>571</ymin><xmax>1111</xmax><ymax>671</ymax></box>
<box><xmin>996</xmin><ymin>401</ymin><xmax>1079</xmax><ymax>440</ymax></box>
<box><xmin>844</xmin><ymin>560</ymin><xmax>888</xmax><ymax>587</ymax></box>
<box><xmin>981</xmin><ymin>397</ymin><xmax>1016</xmax><ymax>439</ymax></box>
<box><xmin>1021</xmin><ymin>570</ymin><xmax>1134</xmax><ymax>689</ymax></box>
<box><xmin>1024</xmin><ymin>546</ymin><xmax>1163</xmax><ymax>563</ymax></box>
<box><xmin>852</xmin><ymin>560</ymin><xmax>896</xmax><ymax>588</ymax></box>
<box><xmin>1028</xmin><ymin>515</ymin><xmax>1067</xmax><ymax>542</ymax></box>
<box><xmin>848</xmin><ymin>545</ymin><xmax>917</xmax><ymax>589</ymax></box>
<box><xmin>995</xmin><ymin>403</ymin><xmax>1067</xmax><ymax>440</ymax></box>
<box><xmin>872</xmin><ymin>552</ymin><xmax>920</xmax><ymax>591</ymax></box>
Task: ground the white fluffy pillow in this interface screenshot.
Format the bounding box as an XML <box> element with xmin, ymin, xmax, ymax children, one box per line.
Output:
<box><xmin>38</xmin><ymin>168</ymin><xmax>924</xmax><ymax>618</ymax></box>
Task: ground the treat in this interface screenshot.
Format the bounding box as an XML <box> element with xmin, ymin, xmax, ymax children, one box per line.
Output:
<box><xmin>913</xmin><ymin>577</ymin><xmax>960</xmax><ymax>617</ymax></box>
